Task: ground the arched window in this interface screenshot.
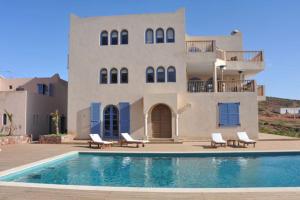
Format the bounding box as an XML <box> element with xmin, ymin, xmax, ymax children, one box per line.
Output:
<box><xmin>121</xmin><ymin>30</ymin><xmax>128</xmax><ymax>45</ymax></box>
<box><xmin>156</xmin><ymin>28</ymin><xmax>164</xmax><ymax>43</ymax></box>
<box><xmin>156</xmin><ymin>66</ymin><xmax>165</xmax><ymax>82</ymax></box>
<box><xmin>120</xmin><ymin>68</ymin><xmax>128</xmax><ymax>83</ymax></box>
<box><xmin>110</xmin><ymin>68</ymin><xmax>118</xmax><ymax>83</ymax></box>
<box><xmin>167</xmin><ymin>66</ymin><xmax>176</xmax><ymax>82</ymax></box>
<box><xmin>103</xmin><ymin>105</ymin><xmax>119</xmax><ymax>138</ymax></box>
<box><xmin>166</xmin><ymin>28</ymin><xmax>175</xmax><ymax>43</ymax></box>
<box><xmin>100</xmin><ymin>68</ymin><xmax>108</xmax><ymax>84</ymax></box>
<box><xmin>100</xmin><ymin>31</ymin><xmax>108</xmax><ymax>46</ymax></box>
<box><xmin>145</xmin><ymin>29</ymin><xmax>154</xmax><ymax>44</ymax></box>
<box><xmin>146</xmin><ymin>67</ymin><xmax>154</xmax><ymax>83</ymax></box>
<box><xmin>111</xmin><ymin>30</ymin><xmax>118</xmax><ymax>45</ymax></box>
<box><xmin>3</xmin><ymin>113</ymin><xmax>7</xmax><ymax>125</ymax></box>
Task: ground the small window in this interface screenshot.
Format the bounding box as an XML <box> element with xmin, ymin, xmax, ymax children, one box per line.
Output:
<box><xmin>121</xmin><ymin>30</ymin><xmax>128</xmax><ymax>45</ymax></box>
<box><xmin>3</xmin><ymin>113</ymin><xmax>7</xmax><ymax>125</ymax></box>
<box><xmin>120</xmin><ymin>68</ymin><xmax>128</xmax><ymax>83</ymax></box>
<box><xmin>110</xmin><ymin>68</ymin><xmax>118</xmax><ymax>84</ymax></box>
<box><xmin>100</xmin><ymin>31</ymin><xmax>108</xmax><ymax>46</ymax></box>
<box><xmin>167</xmin><ymin>66</ymin><xmax>176</xmax><ymax>82</ymax></box>
<box><xmin>37</xmin><ymin>84</ymin><xmax>48</xmax><ymax>95</ymax></box>
<box><xmin>156</xmin><ymin>28</ymin><xmax>164</xmax><ymax>43</ymax></box>
<box><xmin>111</xmin><ymin>30</ymin><xmax>118</xmax><ymax>45</ymax></box>
<box><xmin>219</xmin><ymin>103</ymin><xmax>240</xmax><ymax>127</ymax></box>
<box><xmin>145</xmin><ymin>29</ymin><xmax>154</xmax><ymax>44</ymax></box>
<box><xmin>9</xmin><ymin>85</ymin><xmax>13</xmax><ymax>90</ymax></box>
<box><xmin>100</xmin><ymin>68</ymin><xmax>108</xmax><ymax>84</ymax></box>
<box><xmin>156</xmin><ymin>66</ymin><xmax>165</xmax><ymax>82</ymax></box>
<box><xmin>146</xmin><ymin>67</ymin><xmax>155</xmax><ymax>83</ymax></box>
<box><xmin>166</xmin><ymin>28</ymin><xmax>175</xmax><ymax>43</ymax></box>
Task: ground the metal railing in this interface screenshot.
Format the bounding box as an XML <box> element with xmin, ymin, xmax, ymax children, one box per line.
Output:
<box><xmin>217</xmin><ymin>51</ymin><xmax>263</xmax><ymax>62</ymax></box>
<box><xmin>187</xmin><ymin>80</ymin><xmax>214</xmax><ymax>92</ymax></box>
<box><xmin>218</xmin><ymin>80</ymin><xmax>255</xmax><ymax>92</ymax></box>
<box><xmin>186</xmin><ymin>40</ymin><xmax>215</xmax><ymax>53</ymax></box>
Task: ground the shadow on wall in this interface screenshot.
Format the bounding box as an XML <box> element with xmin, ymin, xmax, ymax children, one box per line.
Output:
<box><xmin>76</xmin><ymin>107</ymin><xmax>90</xmax><ymax>139</ymax></box>
<box><xmin>131</xmin><ymin>98</ymin><xmax>144</xmax><ymax>137</ymax></box>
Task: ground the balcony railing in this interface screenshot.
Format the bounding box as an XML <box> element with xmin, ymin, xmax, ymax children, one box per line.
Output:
<box><xmin>216</xmin><ymin>50</ymin><xmax>263</xmax><ymax>62</ymax></box>
<box><xmin>187</xmin><ymin>80</ymin><xmax>214</xmax><ymax>93</ymax></box>
<box><xmin>186</xmin><ymin>41</ymin><xmax>215</xmax><ymax>53</ymax></box>
<box><xmin>218</xmin><ymin>80</ymin><xmax>255</xmax><ymax>92</ymax></box>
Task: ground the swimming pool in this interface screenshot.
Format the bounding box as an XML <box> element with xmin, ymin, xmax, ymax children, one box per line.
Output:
<box><xmin>1</xmin><ymin>151</ymin><xmax>300</xmax><ymax>188</ymax></box>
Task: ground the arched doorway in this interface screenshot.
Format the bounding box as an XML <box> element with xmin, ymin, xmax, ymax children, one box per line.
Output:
<box><xmin>151</xmin><ymin>104</ymin><xmax>172</xmax><ymax>138</ymax></box>
<box><xmin>103</xmin><ymin>105</ymin><xmax>119</xmax><ymax>139</ymax></box>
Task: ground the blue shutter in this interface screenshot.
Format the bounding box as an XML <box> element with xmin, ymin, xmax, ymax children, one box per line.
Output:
<box><xmin>219</xmin><ymin>103</ymin><xmax>240</xmax><ymax>127</ymax></box>
<box><xmin>90</xmin><ymin>102</ymin><xmax>101</xmax><ymax>134</ymax></box>
<box><xmin>48</xmin><ymin>84</ymin><xmax>53</xmax><ymax>96</ymax></box>
<box><xmin>219</xmin><ymin>103</ymin><xmax>228</xmax><ymax>126</ymax></box>
<box><xmin>37</xmin><ymin>84</ymin><xmax>43</xmax><ymax>94</ymax></box>
<box><xmin>119</xmin><ymin>102</ymin><xmax>130</xmax><ymax>134</ymax></box>
<box><xmin>228</xmin><ymin>103</ymin><xmax>240</xmax><ymax>126</ymax></box>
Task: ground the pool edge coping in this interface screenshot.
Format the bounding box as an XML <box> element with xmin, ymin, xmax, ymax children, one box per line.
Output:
<box><xmin>1</xmin><ymin>150</ymin><xmax>300</xmax><ymax>193</ymax></box>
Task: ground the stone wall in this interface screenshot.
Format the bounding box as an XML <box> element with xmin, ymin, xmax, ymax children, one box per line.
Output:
<box><xmin>39</xmin><ymin>135</ymin><xmax>62</xmax><ymax>144</ymax></box>
<box><xmin>0</xmin><ymin>135</ymin><xmax>29</xmax><ymax>145</ymax></box>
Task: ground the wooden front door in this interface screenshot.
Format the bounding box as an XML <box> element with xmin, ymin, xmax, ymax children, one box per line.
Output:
<box><xmin>151</xmin><ymin>104</ymin><xmax>172</xmax><ymax>138</ymax></box>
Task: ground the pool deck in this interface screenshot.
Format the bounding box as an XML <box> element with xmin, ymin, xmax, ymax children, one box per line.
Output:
<box><xmin>1</xmin><ymin>133</ymin><xmax>300</xmax><ymax>200</ymax></box>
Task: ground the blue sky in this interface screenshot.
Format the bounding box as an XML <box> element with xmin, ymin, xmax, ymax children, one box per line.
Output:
<box><xmin>0</xmin><ymin>0</ymin><xmax>300</xmax><ymax>99</ymax></box>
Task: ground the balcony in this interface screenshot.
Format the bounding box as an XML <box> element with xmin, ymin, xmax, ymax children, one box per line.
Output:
<box><xmin>186</xmin><ymin>41</ymin><xmax>215</xmax><ymax>53</ymax></box>
<box><xmin>187</xmin><ymin>80</ymin><xmax>214</xmax><ymax>93</ymax></box>
<box><xmin>218</xmin><ymin>80</ymin><xmax>255</xmax><ymax>92</ymax></box>
<box><xmin>216</xmin><ymin>50</ymin><xmax>263</xmax><ymax>62</ymax></box>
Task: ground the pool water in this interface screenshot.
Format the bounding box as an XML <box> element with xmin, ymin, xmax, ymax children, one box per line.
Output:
<box><xmin>1</xmin><ymin>152</ymin><xmax>300</xmax><ymax>188</ymax></box>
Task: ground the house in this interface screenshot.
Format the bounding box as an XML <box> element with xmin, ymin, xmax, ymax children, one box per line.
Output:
<box><xmin>0</xmin><ymin>74</ymin><xmax>67</xmax><ymax>140</ymax></box>
<box><xmin>280</xmin><ymin>108</ymin><xmax>300</xmax><ymax>115</ymax></box>
<box><xmin>68</xmin><ymin>9</ymin><xmax>265</xmax><ymax>141</ymax></box>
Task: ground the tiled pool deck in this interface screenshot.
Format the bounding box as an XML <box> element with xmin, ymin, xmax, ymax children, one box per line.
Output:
<box><xmin>0</xmin><ymin>133</ymin><xmax>300</xmax><ymax>200</ymax></box>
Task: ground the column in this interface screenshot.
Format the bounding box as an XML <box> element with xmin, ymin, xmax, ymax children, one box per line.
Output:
<box><xmin>144</xmin><ymin>113</ymin><xmax>148</xmax><ymax>138</ymax></box>
<box><xmin>213</xmin><ymin>65</ymin><xmax>218</xmax><ymax>93</ymax></box>
<box><xmin>175</xmin><ymin>114</ymin><xmax>179</xmax><ymax>137</ymax></box>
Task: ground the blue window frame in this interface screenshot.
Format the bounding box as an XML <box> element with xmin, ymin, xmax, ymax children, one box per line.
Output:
<box><xmin>100</xmin><ymin>31</ymin><xmax>108</xmax><ymax>46</ymax></box>
<box><xmin>146</xmin><ymin>67</ymin><xmax>155</xmax><ymax>83</ymax></box>
<box><xmin>166</xmin><ymin>28</ymin><xmax>175</xmax><ymax>43</ymax></box>
<box><xmin>145</xmin><ymin>28</ymin><xmax>154</xmax><ymax>44</ymax></box>
<box><xmin>103</xmin><ymin>105</ymin><xmax>119</xmax><ymax>138</ymax></box>
<box><xmin>121</xmin><ymin>30</ymin><xmax>128</xmax><ymax>44</ymax></box>
<box><xmin>111</xmin><ymin>30</ymin><xmax>118</xmax><ymax>45</ymax></box>
<box><xmin>167</xmin><ymin>66</ymin><xmax>176</xmax><ymax>82</ymax></box>
<box><xmin>156</xmin><ymin>66</ymin><xmax>165</xmax><ymax>82</ymax></box>
<box><xmin>37</xmin><ymin>84</ymin><xmax>47</xmax><ymax>95</ymax></box>
<box><xmin>119</xmin><ymin>102</ymin><xmax>130</xmax><ymax>133</ymax></box>
<box><xmin>218</xmin><ymin>103</ymin><xmax>240</xmax><ymax>127</ymax></box>
<box><xmin>156</xmin><ymin>28</ymin><xmax>164</xmax><ymax>43</ymax></box>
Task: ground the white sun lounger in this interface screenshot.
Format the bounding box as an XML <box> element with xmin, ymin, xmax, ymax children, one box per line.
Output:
<box><xmin>120</xmin><ymin>133</ymin><xmax>149</xmax><ymax>148</ymax></box>
<box><xmin>211</xmin><ymin>133</ymin><xmax>226</xmax><ymax>147</ymax></box>
<box><xmin>89</xmin><ymin>134</ymin><xmax>113</xmax><ymax>149</ymax></box>
<box><xmin>237</xmin><ymin>132</ymin><xmax>256</xmax><ymax>147</ymax></box>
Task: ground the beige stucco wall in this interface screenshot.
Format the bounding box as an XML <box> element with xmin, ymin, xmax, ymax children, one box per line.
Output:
<box><xmin>68</xmin><ymin>9</ymin><xmax>187</xmax><ymax>139</ymax></box>
<box><xmin>68</xmin><ymin>9</ymin><xmax>261</xmax><ymax>140</ymax></box>
<box><xmin>0</xmin><ymin>75</ymin><xmax>68</xmax><ymax>139</ymax></box>
<box><xmin>0</xmin><ymin>91</ymin><xmax>27</xmax><ymax>136</ymax></box>
<box><xmin>178</xmin><ymin>92</ymin><xmax>258</xmax><ymax>140</ymax></box>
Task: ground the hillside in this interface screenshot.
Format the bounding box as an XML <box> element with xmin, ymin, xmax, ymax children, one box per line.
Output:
<box><xmin>259</xmin><ymin>97</ymin><xmax>300</xmax><ymax>137</ymax></box>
